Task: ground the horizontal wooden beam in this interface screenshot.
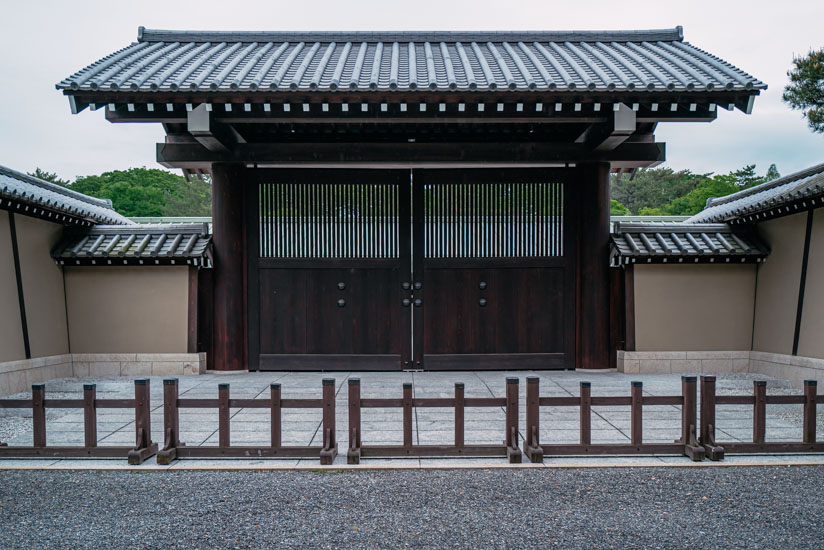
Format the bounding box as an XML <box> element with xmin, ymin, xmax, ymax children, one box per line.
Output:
<box><xmin>156</xmin><ymin>140</ymin><xmax>665</xmax><ymax>169</ymax></box>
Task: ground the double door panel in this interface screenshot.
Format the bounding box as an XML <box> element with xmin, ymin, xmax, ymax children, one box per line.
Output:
<box><xmin>248</xmin><ymin>169</ymin><xmax>573</xmax><ymax>371</ymax></box>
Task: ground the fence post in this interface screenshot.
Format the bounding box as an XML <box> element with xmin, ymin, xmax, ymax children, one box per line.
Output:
<box><xmin>347</xmin><ymin>379</ymin><xmax>361</xmax><ymax>464</ymax></box>
<box><xmin>320</xmin><ymin>378</ymin><xmax>337</xmax><ymax>465</ymax></box>
<box><xmin>218</xmin><ymin>383</ymin><xmax>230</xmax><ymax>448</ymax></box>
<box><xmin>32</xmin><ymin>384</ymin><xmax>46</xmax><ymax>448</ymax></box>
<box><xmin>128</xmin><ymin>379</ymin><xmax>157</xmax><ymax>465</ymax></box>
<box><xmin>523</xmin><ymin>377</ymin><xmax>542</xmax><ymax>462</ymax></box>
<box><xmin>680</xmin><ymin>375</ymin><xmax>704</xmax><ymax>461</ymax></box>
<box><xmin>83</xmin><ymin>384</ymin><xmax>97</xmax><ymax>448</ymax></box>
<box><xmin>753</xmin><ymin>381</ymin><xmax>766</xmax><ymax>445</ymax></box>
<box><xmin>157</xmin><ymin>379</ymin><xmax>180</xmax><ymax>464</ymax></box>
<box><xmin>505</xmin><ymin>377</ymin><xmax>522</xmax><ymax>463</ymax></box>
<box><xmin>699</xmin><ymin>375</ymin><xmax>724</xmax><ymax>460</ymax></box>
<box><xmin>402</xmin><ymin>382</ymin><xmax>413</xmax><ymax>448</ymax></box>
<box><xmin>455</xmin><ymin>383</ymin><xmax>465</xmax><ymax>450</ymax></box>
<box><xmin>803</xmin><ymin>380</ymin><xmax>817</xmax><ymax>444</ymax></box>
<box><xmin>580</xmin><ymin>381</ymin><xmax>592</xmax><ymax>447</ymax></box>
<box><xmin>630</xmin><ymin>381</ymin><xmax>643</xmax><ymax>447</ymax></box>
<box><xmin>271</xmin><ymin>383</ymin><xmax>282</xmax><ymax>449</ymax></box>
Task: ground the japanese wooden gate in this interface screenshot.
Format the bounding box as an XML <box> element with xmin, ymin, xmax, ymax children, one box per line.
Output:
<box><xmin>246</xmin><ymin>168</ymin><xmax>575</xmax><ymax>371</ymax></box>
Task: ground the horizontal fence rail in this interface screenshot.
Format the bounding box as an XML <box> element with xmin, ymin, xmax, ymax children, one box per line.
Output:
<box><xmin>0</xmin><ymin>380</ymin><xmax>157</xmax><ymax>464</ymax></box>
<box><xmin>157</xmin><ymin>378</ymin><xmax>338</xmax><ymax>464</ymax></box>
<box><xmin>346</xmin><ymin>377</ymin><xmax>522</xmax><ymax>463</ymax></box>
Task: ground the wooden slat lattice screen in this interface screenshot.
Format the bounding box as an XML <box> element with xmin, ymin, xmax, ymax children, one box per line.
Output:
<box><xmin>259</xmin><ymin>182</ymin><xmax>399</xmax><ymax>259</ymax></box>
<box><xmin>424</xmin><ymin>182</ymin><xmax>563</xmax><ymax>258</ymax></box>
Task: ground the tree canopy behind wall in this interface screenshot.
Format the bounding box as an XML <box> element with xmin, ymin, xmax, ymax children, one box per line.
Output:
<box><xmin>29</xmin><ymin>167</ymin><xmax>212</xmax><ymax>217</ymax></box>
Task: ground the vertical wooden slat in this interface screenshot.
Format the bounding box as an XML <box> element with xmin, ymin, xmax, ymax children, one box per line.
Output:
<box><xmin>803</xmin><ymin>380</ymin><xmax>817</xmax><ymax>444</ymax></box>
<box><xmin>32</xmin><ymin>384</ymin><xmax>46</xmax><ymax>447</ymax></box>
<box><xmin>455</xmin><ymin>382</ymin><xmax>465</xmax><ymax>448</ymax></box>
<box><xmin>271</xmin><ymin>383</ymin><xmax>281</xmax><ymax>447</ymax></box>
<box><xmin>83</xmin><ymin>383</ymin><xmax>97</xmax><ymax>448</ymax></box>
<box><xmin>348</xmin><ymin>379</ymin><xmax>361</xmax><ymax>453</ymax></box>
<box><xmin>403</xmin><ymin>382</ymin><xmax>413</xmax><ymax>447</ymax></box>
<box><xmin>505</xmin><ymin>377</ymin><xmax>519</xmax><ymax>449</ymax></box>
<box><xmin>218</xmin><ymin>383</ymin><xmax>230</xmax><ymax>448</ymax></box>
<box><xmin>681</xmin><ymin>375</ymin><xmax>697</xmax><ymax>445</ymax></box>
<box><xmin>322</xmin><ymin>378</ymin><xmax>336</xmax><ymax>451</ymax></box>
<box><xmin>526</xmin><ymin>376</ymin><xmax>540</xmax><ymax>450</ymax></box>
<box><xmin>133</xmin><ymin>379</ymin><xmax>152</xmax><ymax>451</ymax></box>
<box><xmin>163</xmin><ymin>378</ymin><xmax>180</xmax><ymax>450</ymax></box>
<box><xmin>753</xmin><ymin>380</ymin><xmax>766</xmax><ymax>444</ymax></box>
<box><xmin>631</xmin><ymin>381</ymin><xmax>643</xmax><ymax>446</ymax></box>
<box><xmin>700</xmin><ymin>375</ymin><xmax>716</xmax><ymax>447</ymax></box>
<box><xmin>580</xmin><ymin>381</ymin><xmax>591</xmax><ymax>445</ymax></box>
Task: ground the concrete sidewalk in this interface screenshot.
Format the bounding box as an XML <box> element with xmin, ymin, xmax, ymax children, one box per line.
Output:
<box><xmin>1</xmin><ymin>370</ymin><xmax>822</xmax><ymax>468</ymax></box>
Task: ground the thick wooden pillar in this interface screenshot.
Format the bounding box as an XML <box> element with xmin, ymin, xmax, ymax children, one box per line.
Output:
<box><xmin>211</xmin><ymin>163</ymin><xmax>246</xmax><ymax>370</ymax></box>
<box><xmin>576</xmin><ymin>162</ymin><xmax>611</xmax><ymax>369</ymax></box>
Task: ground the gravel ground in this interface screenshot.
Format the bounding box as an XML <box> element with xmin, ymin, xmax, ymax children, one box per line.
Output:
<box><xmin>1</xmin><ymin>467</ymin><xmax>823</xmax><ymax>549</ymax></box>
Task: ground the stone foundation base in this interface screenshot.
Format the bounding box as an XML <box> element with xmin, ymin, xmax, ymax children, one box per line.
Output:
<box><xmin>0</xmin><ymin>353</ymin><xmax>206</xmax><ymax>396</ymax></box>
<box><xmin>617</xmin><ymin>350</ymin><xmax>824</xmax><ymax>388</ymax></box>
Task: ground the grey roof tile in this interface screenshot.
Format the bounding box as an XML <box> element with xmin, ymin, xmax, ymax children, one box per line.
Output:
<box><xmin>0</xmin><ymin>165</ymin><xmax>132</xmax><ymax>226</ymax></box>
<box><xmin>57</xmin><ymin>27</ymin><xmax>765</xmax><ymax>96</ymax></box>
<box><xmin>52</xmin><ymin>223</ymin><xmax>212</xmax><ymax>266</ymax></box>
<box><xmin>688</xmin><ymin>162</ymin><xmax>824</xmax><ymax>223</ymax></box>
<box><xmin>610</xmin><ymin>222</ymin><xmax>768</xmax><ymax>264</ymax></box>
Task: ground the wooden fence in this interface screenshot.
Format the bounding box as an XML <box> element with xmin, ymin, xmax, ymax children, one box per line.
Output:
<box><xmin>0</xmin><ymin>376</ymin><xmax>821</xmax><ymax>464</ymax></box>
<box><xmin>0</xmin><ymin>379</ymin><xmax>156</xmax><ymax>464</ymax></box>
<box><xmin>346</xmin><ymin>377</ymin><xmax>522</xmax><ymax>464</ymax></box>
<box><xmin>157</xmin><ymin>378</ymin><xmax>337</xmax><ymax>464</ymax></box>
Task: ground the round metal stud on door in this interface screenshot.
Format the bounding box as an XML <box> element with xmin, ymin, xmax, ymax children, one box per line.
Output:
<box><xmin>337</xmin><ymin>299</ymin><xmax>346</xmax><ymax>307</ymax></box>
<box><xmin>479</xmin><ymin>298</ymin><xmax>487</xmax><ymax>307</ymax></box>
<box><xmin>402</xmin><ymin>299</ymin><xmax>411</xmax><ymax>307</ymax></box>
<box><xmin>479</xmin><ymin>281</ymin><xmax>487</xmax><ymax>290</ymax></box>
<box><xmin>414</xmin><ymin>299</ymin><xmax>422</xmax><ymax>307</ymax></box>
<box><xmin>337</xmin><ymin>282</ymin><xmax>346</xmax><ymax>290</ymax></box>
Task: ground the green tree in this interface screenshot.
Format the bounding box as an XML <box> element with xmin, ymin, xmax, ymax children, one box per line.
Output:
<box><xmin>783</xmin><ymin>49</ymin><xmax>824</xmax><ymax>134</ymax></box>
<box><xmin>70</xmin><ymin>168</ymin><xmax>211</xmax><ymax>217</ymax></box>
<box><xmin>765</xmin><ymin>163</ymin><xmax>781</xmax><ymax>181</ymax></box>
<box><xmin>611</xmin><ymin>167</ymin><xmax>705</xmax><ymax>214</ymax></box>
<box><xmin>610</xmin><ymin>200</ymin><xmax>630</xmax><ymax>215</ymax></box>
<box><xmin>661</xmin><ymin>177</ymin><xmax>739</xmax><ymax>215</ymax></box>
<box><xmin>28</xmin><ymin>168</ymin><xmax>70</xmax><ymax>187</ymax></box>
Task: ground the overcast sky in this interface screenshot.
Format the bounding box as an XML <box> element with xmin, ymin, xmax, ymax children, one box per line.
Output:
<box><xmin>0</xmin><ymin>0</ymin><xmax>821</xmax><ymax>180</ymax></box>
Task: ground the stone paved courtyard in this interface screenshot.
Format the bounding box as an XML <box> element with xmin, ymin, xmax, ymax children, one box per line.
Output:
<box><xmin>1</xmin><ymin>371</ymin><xmax>822</xmax><ymax>468</ymax></box>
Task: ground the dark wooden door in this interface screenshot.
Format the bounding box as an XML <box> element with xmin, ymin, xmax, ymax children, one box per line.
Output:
<box><xmin>412</xmin><ymin>169</ymin><xmax>575</xmax><ymax>370</ymax></box>
<box><xmin>247</xmin><ymin>170</ymin><xmax>410</xmax><ymax>371</ymax></box>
